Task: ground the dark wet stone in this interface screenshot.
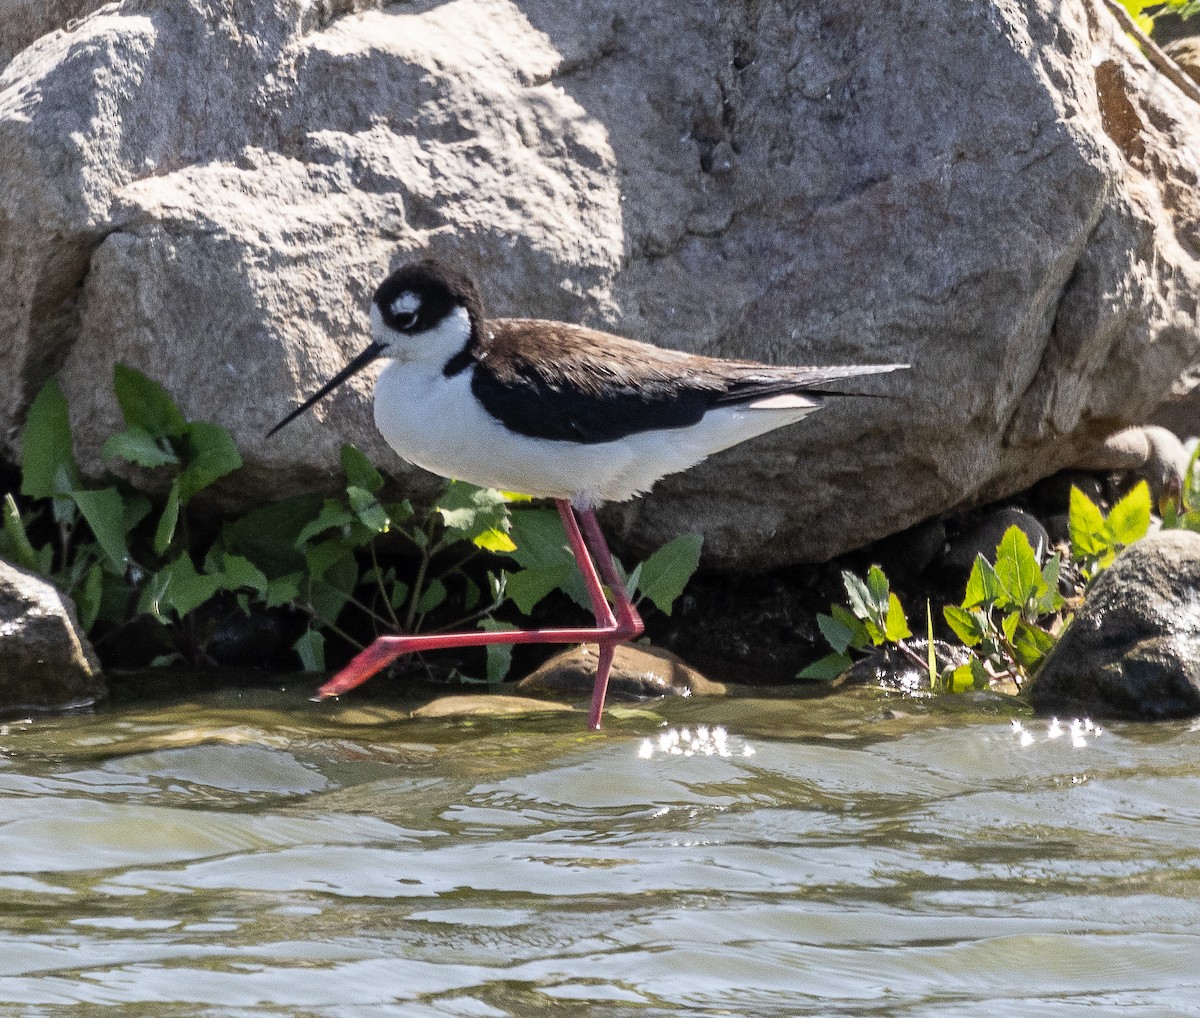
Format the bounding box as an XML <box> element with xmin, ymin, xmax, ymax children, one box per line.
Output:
<box><xmin>869</xmin><ymin>518</ymin><xmax>947</xmax><ymax>580</ymax></box>
<box><xmin>942</xmin><ymin>507</ymin><xmax>1050</xmax><ymax>573</ymax></box>
<box><xmin>834</xmin><ymin>639</ymin><xmax>971</xmax><ymax>693</ymax></box>
<box><xmin>517</xmin><ymin>643</ymin><xmax>725</xmax><ymax>700</ymax></box>
<box><xmin>0</xmin><ymin>560</ymin><xmax>105</xmax><ymax>711</ymax></box>
<box><xmin>1027</xmin><ymin>471</ymin><xmax>1105</xmax><ymax>518</ymax></box>
<box><xmin>1029</xmin><ymin>531</ymin><xmax>1200</xmax><ymax>720</ymax></box>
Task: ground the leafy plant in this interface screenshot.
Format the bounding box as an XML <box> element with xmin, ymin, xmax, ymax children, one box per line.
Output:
<box><xmin>1068</xmin><ymin>481</ymin><xmax>1151</xmax><ymax>582</ymax></box>
<box><xmin>1120</xmin><ymin>0</ymin><xmax>1200</xmax><ymax>34</ymax></box>
<box><xmin>1</xmin><ymin>367</ymin><xmax>704</xmax><ymax>682</ymax></box>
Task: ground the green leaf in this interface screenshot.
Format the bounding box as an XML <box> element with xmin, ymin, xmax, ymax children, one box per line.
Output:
<box><xmin>1036</xmin><ymin>555</ymin><xmax>1065</xmax><ymax>615</ymax></box>
<box><xmin>1183</xmin><ymin>443</ymin><xmax>1200</xmax><ymax>513</ymax></box>
<box><xmin>265</xmin><ymin>572</ymin><xmax>302</xmax><ymax>608</ymax></box>
<box><xmin>304</xmin><ymin>538</ymin><xmax>356</xmax><ymax>583</ymax></box>
<box><xmin>21</xmin><ymin>379</ymin><xmax>80</xmax><ymax>498</ymax></box>
<box><xmin>829</xmin><ymin>603</ymin><xmax>871</xmax><ymax>649</ymax></box>
<box><xmin>347</xmin><ymin>486</ymin><xmax>390</xmax><ymax>535</ymax></box>
<box><xmin>866</xmin><ymin>564</ymin><xmax>890</xmax><ymax>614</ymax></box>
<box><xmin>949</xmin><ymin>659</ymin><xmax>988</xmax><ymax>693</ymax></box>
<box><xmin>842</xmin><ymin>570</ymin><xmax>875</xmax><ymax>621</ymax></box>
<box><xmin>798</xmin><ymin>652</ymin><xmax>854</xmax><ymax>681</ymax></box>
<box><xmin>177</xmin><ymin>421</ymin><xmax>242</xmax><ymax>501</ymax></box>
<box><xmin>74</xmin><ymin>562</ymin><xmax>104</xmax><ymax>632</ymax></box>
<box><xmin>137</xmin><ymin>568</ymin><xmax>172</xmax><ymax>622</ymax></box>
<box><xmin>943</xmin><ymin>604</ymin><xmax>984</xmax><ymax>646</ymax></box>
<box><xmin>926</xmin><ymin>600</ymin><xmax>937</xmax><ymax>687</ymax></box>
<box><xmin>1012</xmin><ymin>619</ymin><xmax>1057</xmax><ymax>671</ymax></box>
<box><xmin>222</xmin><ymin>494</ymin><xmax>322</xmax><ymax>576</ymax></box>
<box><xmin>101</xmin><ymin>426</ymin><xmax>179</xmax><ymax>468</ymax></box>
<box><xmin>1069</xmin><ymin>485</ymin><xmax>1108</xmax><ymax>559</ymax></box>
<box><xmin>113</xmin><ymin>365</ymin><xmax>187</xmax><ymax>438</ymax></box>
<box><xmin>994</xmin><ymin>525</ymin><xmax>1045</xmax><ymax>607</ymax></box>
<box><xmin>635</xmin><ymin>533</ymin><xmax>703</xmax><ymax>616</ymax></box>
<box><xmin>153</xmin><ymin>477</ymin><xmax>182</xmax><ymax>555</ymax></box>
<box><xmin>1001</xmin><ymin>609</ymin><xmax>1020</xmax><ymax>643</ymax></box>
<box><xmin>479</xmin><ymin>618</ymin><xmax>518</xmax><ymax>686</ymax></box>
<box><xmin>817</xmin><ymin>611</ymin><xmax>857</xmax><ymax>655</ymax></box>
<box><xmin>296</xmin><ymin>500</ymin><xmax>356</xmax><ymax>546</ymax></box>
<box><xmin>341</xmin><ymin>443</ymin><xmax>383</xmax><ymax>494</ymax></box>
<box><xmin>70</xmin><ymin>487</ymin><xmax>130</xmax><ymax>570</ymax></box>
<box><xmin>293</xmin><ymin>629</ymin><xmax>326</xmax><ymax>672</ymax></box>
<box><xmin>306</xmin><ymin>554</ymin><xmax>358</xmax><ymax>628</ymax></box>
<box><xmin>436</xmin><ymin>482</ymin><xmax>512</xmax><ymax>547</ymax></box>
<box><xmin>474</xmin><ymin>527</ymin><xmax>517</xmax><ymax>553</ymax></box>
<box><xmin>415</xmin><ymin>577</ymin><xmax>447</xmax><ymax>616</ymax></box>
<box><xmin>963</xmin><ymin>555</ymin><xmax>1005</xmax><ymax>609</ymax></box>
<box><xmin>216</xmin><ymin>553</ymin><xmax>269</xmax><ymax>596</ymax></box>
<box><xmin>157</xmin><ymin>554</ymin><xmax>221</xmax><ymax>618</ymax></box>
<box><xmin>1106</xmin><ymin>481</ymin><xmax>1151</xmax><ymax>547</ymax></box>
<box><xmin>883</xmin><ymin>592</ymin><xmax>911</xmax><ymax>642</ymax></box>
<box><xmin>504</xmin><ymin>564</ymin><xmax>574</xmax><ymax>615</ymax></box>
<box><xmin>2</xmin><ymin>494</ymin><xmax>46</xmax><ymax>573</ymax></box>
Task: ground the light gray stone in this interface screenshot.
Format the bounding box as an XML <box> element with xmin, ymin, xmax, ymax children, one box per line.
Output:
<box><xmin>517</xmin><ymin>643</ymin><xmax>726</xmax><ymax>699</ymax></box>
<box><xmin>0</xmin><ymin>560</ymin><xmax>105</xmax><ymax>710</ymax></box>
<box><xmin>1</xmin><ymin>1</ymin><xmax>1199</xmax><ymax>568</ymax></box>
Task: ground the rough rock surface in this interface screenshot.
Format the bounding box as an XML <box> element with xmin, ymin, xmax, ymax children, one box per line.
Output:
<box><xmin>1028</xmin><ymin>531</ymin><xmax>1200</xmax><ymax>720</ymax></box>
<box><xmin>0</xmin><ymin>560</ymin><xmax>105</xmax><ymax>710</ymax></box>
<box><xmin>2</xmin><ymin>1</ymin><xmax>1199</xmax><ymax>568</ymax></box>
<box><xmin>517</xmin><ymin>643</ymin><xmax>725</xmax><ymax>699</ymax></box>
<box><xmin>410</xmin><ymin>694</ymin><xmax>573</xmax><ymax>718</ymax></box>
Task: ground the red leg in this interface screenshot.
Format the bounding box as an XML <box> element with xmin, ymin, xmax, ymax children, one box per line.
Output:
<box><xmin>315</xmin><ymin>498</ymin><xmax>641</xmax><ymax>730</ymax></box>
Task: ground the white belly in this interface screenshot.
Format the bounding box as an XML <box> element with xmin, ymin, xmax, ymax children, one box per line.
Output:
<box><xmin>372</xmin><ymin>360</ymin><xmax>817</xmax><ymax>505</ymax></box>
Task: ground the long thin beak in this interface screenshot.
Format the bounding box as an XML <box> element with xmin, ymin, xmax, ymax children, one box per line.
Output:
<box><xmin>267</xmin><ymin>342</ymin><xmax>384</xmax><ymax>437</ymax></box>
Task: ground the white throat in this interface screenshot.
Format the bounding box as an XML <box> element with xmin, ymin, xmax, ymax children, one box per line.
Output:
<box><xmin>371</xmin><ymin>304</ymin><xmax>472</xmax><ymax>368</ymax></box>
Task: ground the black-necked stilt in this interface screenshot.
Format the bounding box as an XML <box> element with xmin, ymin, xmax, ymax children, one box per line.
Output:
<box><xmin>270</xmin><ymin>259</ymin><xmax>906</xmax><ymax>727</ymax></box>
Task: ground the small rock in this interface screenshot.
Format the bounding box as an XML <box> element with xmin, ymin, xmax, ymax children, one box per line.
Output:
<box><xmin>0</xmin><ymin>560</ymin><xmax>104</xmax><ymax>711</ymax></box>
<box><xmin>517</xmin><ymin>643</ymin><xmax>725</xmax><ymax>700</ymax></box>
<box><xmin>942</xmin><ymin>507</ymin><xmax>1050</xmax><ymax>573</ymax></box>
<box><xmin>1028</xmin><ymin>530</ymin><xmax>1200</xmax><ymax>720</ymax></box>
<box><xmin>870</xmin><ymin>518</ymin><xmax>947</xmax><ymax>579</ymax></box>
<box><xmin>1027</xmin><ymin>470</ymin><xmax>1105</xmax><ymax>517</ymax></box>
<box><xmin>1073</xmin><ymin>426</ymin><xmax>1188</xmax><ymax>503</ymax></box>
<box><xmin>411</xmin><ymin>694</ymin><xmax>574</xmax><ymax>719</ymax></box>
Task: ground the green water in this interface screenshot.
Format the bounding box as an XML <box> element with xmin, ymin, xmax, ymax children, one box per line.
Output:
<box><xmin>1</xmin><ymin>684</ymin><xmax>1198</xmax><ymax>1016</ymax></box>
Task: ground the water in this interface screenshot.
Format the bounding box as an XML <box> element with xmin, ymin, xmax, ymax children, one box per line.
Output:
<box><xmin>1</xmin><ymin>684</ymin><xmax>1199</xmax><ymax>1016</ymax></box>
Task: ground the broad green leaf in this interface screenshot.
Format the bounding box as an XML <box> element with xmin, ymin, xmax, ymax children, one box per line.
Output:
<box><xmin>306</xmin><ymin>555</ymin><xmax>358</xmax><ymax>627</ymax></box>
<box><xmin>73</xmin><ymin>562</ymin><xmax>104</xmax><ymax>632</ymax></box>
<box><xmin>70</xmin><ymin>487</ymin><xmax>130</xmax><ymax>570</ymax></box>
<box><xmin>507</xmin><ymin>508</ymin><xmax>572</xmax><ymax>568</ymax></box>
<box><xmin>113</xmin><ymin>364</ymin><xmax>186</xmax><ymax>438</ymax></box>
<box><xmin>293</xmin><ymin>629</ymin><xmax>326</xmax><ymax>672</ymax></box>
<box><xmin>817</xmin><ymin>611</ymin><xmax>858</xmax><ymax>655</ymax></box>
<box><xmin>479</xmin><ymin>618</ymin><xmax>518</xmax><ymax>686</ymax></box>
<box><xmin>340</xmin><ymin>443</ymin><xmax>383</xmax><ymax>494</ymax></box>
<box><xmin>415</xmin><ymin>577</ymin><xmax>447</xmax><ymax>615</ymax></box>
<box><xmin>222</xmin><ymin>494</ymin><xmax>322</xmax><ymax>576</ymax></box>
<box><xmin>217</xmin><ymin>553</ymin><xmax>269</xmax><ymax>596</ymax></box>
<box><xmin>153</xmin><ymin>477</ymin><xmax>182</xmax><ymax>555</ymax></box>
<box><xmin>137</xmin><ymin>568</ymin><xmax>172</xmax><ymax>622</ymax></box>
<box><xmin>177</xmin><ymin>421</ymin><xmax>242</xmax><ymax>501</ymax></box>
<box><xmin>1184</xmin><ymin>442</ymin><xmax>1200</xmax><ymax>513</ymax></box>
<box><xmin>635</xmin><ymin>533</ymin><xmax>703</xmax><ymax>616</ymax></box>
<box><xmin>1036</xmin><ymin>554</ymin><xmax>1065</xmax><ymax>615</ymax></box>
<box><xmin>474</xmin><ymin>527</ymin><xmax>517</xmax><ymax>553</ymax></box>
<box><xmin>829</xmin><ymin>603</ymin><xmax>871</xmax><ymax>649</ymax></box>
<box><xmin>347</xmin><ymin>486</ymin><xmax>390</xmax><ymax>535</ymax></box>
<box><xmin>21</xmin><ymin>379</ymin><xmax>79</xmax><ymax>498</ymax></box>
<box><xmin>388</xmin><ymin>579</ymin><xmax>410</xmax><ymax>611</ymax></box>
<box><xmin>883</xmin><ymin>592</ymin><xmax>911</xmax><ymax>642</ymax></box>
<box><xmin>963</xmin><ymin>555</ymin><xmax>1004</xmax><ymax>609</ymax></box>
<box><xmin>1001</xmin><ymin>609</ymin><xmax>1019</xmax><ymax>643</ymax></box>
<box><xmin>504</xmin><ymin>564</ymin><xmax>574</xmax><ymax>615</ymax></box>
<box><xmin>123</xmin><ymin>492</ymin><xmax>153</xmax><ymax>535</ymax></box>
<box><xmin>943</xmin><ymin>605</ymin><xmax>984</xmax><ymax>646</ymax></box>
<box><xmin>158</xmin><ymin>554</ymin><xmax>221</xmax><ymax>618</ymax></box>
<box><xmin>1012</xmin><ymin>619</ymin><xmax>1057</xmax><ymax>671</ymax></box>
<box><xmin>295</xmin><ymin>500</ymin><xmax>355</xmax><ymax>546</ymax></box>
<box><xmin>994</xmin><ymin>525</ymin><xmax>1045</xmax><ymax>606</ymax></box>
<box><xmin>798</xmin><ymin>651</ymin><xmax>854</xmax><ymax>681</ymax></box>
<box><xmin>1106</xmin><ymin>480</ymin><xmax>1151</xmax><ymax>547</ymax></box>
<box><xmin>265</xmin><ymin>571</ymin><xmax>302</xmax><ymax>608</ymax></box>
<box><xmin>2</xmin><ymin>494</ymin><xmax>45</xmax><ymax>573</ymax></box>
<box><xmin>1068</xmin><ymin>486</ymin><xmax>1108</xmax><ymax>559</ymax></box>
<box><xmin>949</xmin><ymin>659</ymin><xmax>988</xmax><ymax>693</ymax></box>
<box><xmin>101</xmin><ymin>426</ymin><xmax>178</xmax><ymax>468</ymax></box>
<box><xmin>866</xmin><ymin>565</ymin><xmax>890</xmax><ymax>614</ymax></box>
<box><xmin>436</xmin><ymin>481</ymin><xmax>512</xmax><ymax>545</ymax></box>
<box><xmin>304</xmin><ymin>538</ymin><xmax>356</xmax><ymax>583</ymax></box>
<box><xmin>842</xmin><ymin>570</ymin><xmax>875</xmax><ymax>621</ymax></box>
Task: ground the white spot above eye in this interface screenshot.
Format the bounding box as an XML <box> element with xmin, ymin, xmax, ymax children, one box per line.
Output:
<box><xmin>391</xmin><ymin>291</ymin><xmax>421</xmax><ymax>316</ymax></box>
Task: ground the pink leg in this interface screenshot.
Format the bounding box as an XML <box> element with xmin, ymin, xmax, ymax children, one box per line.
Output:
<box><xmin>316</xmin><ymin>499</ymin><xmax>642</xmax><ymax>730</ymax></box>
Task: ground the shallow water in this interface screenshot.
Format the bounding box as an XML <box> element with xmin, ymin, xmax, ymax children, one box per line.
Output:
<box><xmin>1</xmin><ymin>684</ymin><xmax>1198</xmax><ymax>1016</ymax></box>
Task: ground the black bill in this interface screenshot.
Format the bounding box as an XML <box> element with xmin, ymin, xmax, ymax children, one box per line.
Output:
<box><xmin>267</xmin><ymin>342</ymin><xmax>384</xmax><ymax>437</ymax></box>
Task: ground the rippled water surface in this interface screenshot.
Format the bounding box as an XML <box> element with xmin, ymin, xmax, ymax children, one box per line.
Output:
<box><xmin>1</xmin><ymin>683</ymin><xmax>1199</xmax><ymax>1016</ymax></box>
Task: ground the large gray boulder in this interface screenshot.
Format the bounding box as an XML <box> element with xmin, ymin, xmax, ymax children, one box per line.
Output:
<box><xmin>2</xmin><ymin>0</ymin><xmax>1199</xmax><ymax>568</ymax></box>
<box><xmin>1029</xmin><ymin>530</ymin><xmax>1200</xmax><ymax>720</ymax></box>
<box><xmin>0</xmin><ymin>560</ymin><xmax>105</xmax><ymax>711</ymax></box>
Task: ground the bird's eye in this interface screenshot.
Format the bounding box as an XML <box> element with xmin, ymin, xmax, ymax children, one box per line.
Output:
<box><xmin>395</xmin><ymin>310</ymin><xmax>418</xmax><ymax>330</ymax></box>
